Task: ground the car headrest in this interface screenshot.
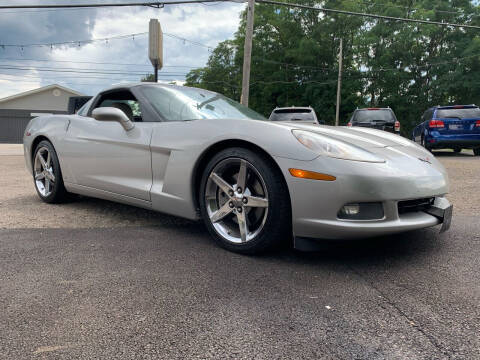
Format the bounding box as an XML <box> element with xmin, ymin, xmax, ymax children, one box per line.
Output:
<box><xmin>110</xmin><ymin>102</ymin><xmax>133</xmax><ymax>121</ymax></box>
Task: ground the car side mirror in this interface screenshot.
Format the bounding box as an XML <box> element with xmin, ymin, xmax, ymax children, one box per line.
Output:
<box><xmin>92</xmin><ymin>107</ymin><xmax>135</xmax><ymax>131</ymax></box>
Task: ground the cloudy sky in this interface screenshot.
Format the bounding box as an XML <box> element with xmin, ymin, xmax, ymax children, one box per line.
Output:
<box><xmin>0</xmin><ymin>0</ymin><xmax>245</xmax><ymax>98</ymax></box>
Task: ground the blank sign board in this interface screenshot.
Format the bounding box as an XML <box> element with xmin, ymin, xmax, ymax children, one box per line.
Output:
<box><xmin>149</xmin><ymin>19</ymin><xmax>163</xmax><ymax>69</ymax></box>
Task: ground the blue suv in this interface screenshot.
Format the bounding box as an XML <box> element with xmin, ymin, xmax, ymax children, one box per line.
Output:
<box><xmin>413</xmin><ymin>105</ymin><xmax>480</xmax><ymax>155</ymax></box>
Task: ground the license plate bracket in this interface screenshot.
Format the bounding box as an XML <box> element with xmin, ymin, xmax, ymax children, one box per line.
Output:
<box><xmin>425</xmin><ymin>197</ymin><xmax>453</xmax><ymax>233</ymax></box>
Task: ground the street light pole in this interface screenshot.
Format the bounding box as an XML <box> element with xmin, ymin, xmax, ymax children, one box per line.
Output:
<box><xmin>241</xmin><ymin>0</ymin><xmax>255</xmax><ymax>106</ymax></box>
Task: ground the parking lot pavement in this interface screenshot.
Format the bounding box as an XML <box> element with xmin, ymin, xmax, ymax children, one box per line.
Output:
<box><xmin>1</xmin><ymin>147</ymin><xmax>479</xmax><ymax>359</ymax></box>
<box><xmin>1</xmin><ymin>219</ymin><xmax>479</xmax><ymax>359</ymax></box>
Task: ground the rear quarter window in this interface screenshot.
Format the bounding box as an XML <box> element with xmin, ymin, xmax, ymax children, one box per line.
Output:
<box><xmin>270</xmin><ymin>109</ymin><xmax>315</xmax><ymax>122</ymax></box>
<box><xmin>436</xmin><ymin>108</ymin><xmax>480</xmax><ymax>118</ymax></box>
<box><xmin>353</xmin><ymin>109</ymin><xmax>395</xmax><ymax>123</ymax></box>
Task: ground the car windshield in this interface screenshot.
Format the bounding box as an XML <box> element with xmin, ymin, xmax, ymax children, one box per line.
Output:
<box><xmin>140</xmin><ymin>85</ymin><xmax>266</xmax><ymax>121</ymax></box>
<box><xmin>353</xmin><ymin>109</ymin><xmax>395</xmax><ymax>123</ymax></box>
<box><xmin>270</xmin><ymin>109</ymin><xmax>315</xmax><ymax>122</ymax></box>
<box><xmin>436</xmin><ymin>108</ymin><xmax>480</xmax><ymax>118</ymax></box>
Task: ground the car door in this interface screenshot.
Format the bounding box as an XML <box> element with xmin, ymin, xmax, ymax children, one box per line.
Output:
<box><xmin>62</xmin><ymin>89</ymin><xmax>153</xmax><ymax>202</ymax></box>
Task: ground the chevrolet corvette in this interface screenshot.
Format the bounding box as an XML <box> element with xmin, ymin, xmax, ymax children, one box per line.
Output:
<box><xmin>23</xmin><ymin>83</ymin><xmax>452</xmax><ymax>253</ymax></box>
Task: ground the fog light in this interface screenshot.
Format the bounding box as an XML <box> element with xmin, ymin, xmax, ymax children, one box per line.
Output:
<box><xmin>338</xmin><ymin>202</ymin><xmax>384</xmax><ymax>220</ymax></box>
<box><xmin>341</xmin><ymin>204</ymin><xmax>360</xmax><ymax>215</ymax></box>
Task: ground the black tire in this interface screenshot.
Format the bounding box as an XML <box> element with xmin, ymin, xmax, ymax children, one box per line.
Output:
<box><xmin>32</xmin><ymin>140</ymin><xmax>68</xmax><ymax>203</ymax></box>
<box><xmin>453</xmin><ymin>147</ymin><xmax>461</xmax><ymax>153</ymax></box>
<box><xmin>199</xmin><ymin>147</ymin><xmax>291</xmax><ymax>254</ymax></box>
<box><xmin>474</xmin><ymin>148</ymin><xmax>480</xmax><ymax>156</ymax></box>
<box><xmin>421</xmin><ymin>135</ymin><xmax>431</xmax><ymax>152</ymax></box>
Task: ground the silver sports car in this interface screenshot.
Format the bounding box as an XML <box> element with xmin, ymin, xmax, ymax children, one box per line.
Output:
<box><xmin>23</xmin><ymin>83</ymin><xmax>452</xmax><ymax>253</ymax></box>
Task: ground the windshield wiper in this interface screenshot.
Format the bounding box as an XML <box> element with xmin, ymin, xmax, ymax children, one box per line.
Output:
<box><xmin>196</xmin><ymin>94</ymin><xmax>221</xmax><ymax>109</ymax></box>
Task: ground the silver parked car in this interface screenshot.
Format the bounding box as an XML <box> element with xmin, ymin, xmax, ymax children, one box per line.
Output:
<box><xmin>269</xmin><ymin>106</ymin><xmax>323</xmax><ymax>124</ymax></box>
<box><xmin>23</xmin><ymin>83</ymin><xmax>452</xmax><ymax>254</ymax></box>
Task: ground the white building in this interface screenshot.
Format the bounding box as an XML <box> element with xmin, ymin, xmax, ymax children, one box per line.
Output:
<box><xmin>0</xmin><ymin>84</ymin><xmax>85</xmax><ymax>143</ymax></box>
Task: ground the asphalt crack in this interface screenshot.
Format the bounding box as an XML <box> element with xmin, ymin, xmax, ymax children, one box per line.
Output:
<box><xmin>348</xmin><ymin>265</ymin><xmax>452</xmax><ymax>359</ymax></box>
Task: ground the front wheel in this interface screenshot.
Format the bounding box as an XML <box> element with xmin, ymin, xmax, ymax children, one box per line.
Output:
<box><xmin>33</xmin><ymin>140</ymin><xmax>68</xmax><ymax>203</ymax></box>
<box><xmin>199</xmin><ymin>147</ymin><xmax>291</xmax><ymax>254</ymax></box>
<box><xmin>453</xmin><ymin>147</ymin><xmax>461</xmax><ymax>153</ymax></box>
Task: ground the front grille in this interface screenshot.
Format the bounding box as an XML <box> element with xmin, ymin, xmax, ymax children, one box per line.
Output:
<box><xmin>398</xmin><ymin>198</ymin><xmax>434</xmax><ymax>214</ymax></box>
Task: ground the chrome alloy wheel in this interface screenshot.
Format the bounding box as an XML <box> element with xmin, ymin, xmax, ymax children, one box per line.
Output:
<box><xmin>205</xmin><ymin>158</ymin><xmax>269</xmax><ymax>244</ymax></box>
<box><xmin>34</xmin><ymin>146</ymin><xmax>56</xmax><ymax>197</ymax></box>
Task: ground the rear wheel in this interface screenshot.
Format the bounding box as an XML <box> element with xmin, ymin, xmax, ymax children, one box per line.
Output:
<box><xmin>199</xmin><ymin>147</ymin><xmax>291</xmax><ymax>254</ymax></box>
<box><xmin>33</xmin><ymin>140</ymin><xmax>68</xmax><ymax>203</ymax></box>
<box><xmin>421</xmin><ymin>135</ymin><xmax>431</xmax><ymax>152</ymax></box>
<box><xmin>453</xmin><ymin>147</ymin><xmax>461</xmax><ymax>153</ymax></box>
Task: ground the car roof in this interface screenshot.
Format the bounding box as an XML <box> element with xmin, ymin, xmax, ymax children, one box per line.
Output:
<box><xmin>273</xmin><ymin>106</ymin><xmax>313</xmax><ymax>111</ymax></box>
<box><xmin>433</xmin><ymin>104</ymin><xmax>478</xmax><ymax>109</ymax></box>
<box><xmin>356</xmin><ymin>107</ymin><xmax>391</xmax><ymax>111</ymax></box>
<box><xmin>100</xmin><ymin>82</ymin><xmax>216</xmax><ymax>94</ymax></box>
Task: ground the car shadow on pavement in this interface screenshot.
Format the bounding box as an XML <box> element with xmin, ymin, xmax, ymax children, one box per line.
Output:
<box><xmin>20</xmin><ymin>192</ymin><xmax>446</xmax><ymax>271</ymax></box>
<box><xmin>432</xmin><ymin>150</ymin><xmax>474</xmax><ymax>157</ymax></box>
<box><xmin>260</xmin><ymin>228</ymin><xmax>447</xmax><ymax>270</ymax></box>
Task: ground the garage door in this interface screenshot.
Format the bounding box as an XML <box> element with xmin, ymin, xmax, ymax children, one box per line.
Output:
<box><xmin>0</xmin><ymin>109</ymin><xmax>64</xmax><ymax>143</ymax></box>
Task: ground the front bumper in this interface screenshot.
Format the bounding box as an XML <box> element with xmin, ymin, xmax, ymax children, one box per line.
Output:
<box><xmin>273</xmin><ymin>148</ymin><xmax>451</xmax><ymax>244</ymax></box>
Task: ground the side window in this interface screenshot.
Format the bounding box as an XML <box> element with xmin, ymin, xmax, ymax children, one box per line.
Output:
<box><xmin>422</xmin><ymin>110</ymin><xmax>432</xmax><ymax>122</ymax></box>
<box><xmin>350</xmin><ymin>111</ymin><xmax>357</xmax><ymax>123</ymax></box>
<box><xmin>77</xmin><ymin>98</ymin><xmax>93</xmax><ymax>117</ymax></box>
<box><xmin>91</xmin><ymin>90</ymin><xmax>143</xmax><ymax>122</ymax></box>
<box><xmin>427</xmin><ymin>109</ymin><xmax>434</xmax><ymax>121</ymax></box>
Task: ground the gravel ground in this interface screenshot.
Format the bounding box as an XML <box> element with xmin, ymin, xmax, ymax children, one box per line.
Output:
<box><xmin>0</xmin><ymin>148</ymin><xmax>478</xmax><ymax>229</ymax></box>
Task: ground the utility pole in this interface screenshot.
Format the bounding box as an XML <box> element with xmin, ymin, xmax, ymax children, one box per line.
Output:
<box><xmin>335</xmin><ymin>38</ymin><xmax>343</xmax><ymax>126</ymax></box>
<box><xmin>241</xmin><ymin>0</ymin><xmax>255</xmax><ymax>106</ymax></box>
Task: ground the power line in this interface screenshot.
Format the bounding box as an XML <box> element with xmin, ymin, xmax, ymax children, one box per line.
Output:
<box><xmin>0</xmin><ymin>1</ymin><xmax>228</xmax><ymax>10</ymax></box>
<box><xmin>0</xmin><ymin>57</ymin><xmax>198</xmax><ymax>68</ymax></box>
<box><xmin>0</xmin><ymin>32</ymin><xmax>147</xmax><ymax>48</ymax></box>
<box><xmin>0</xmin><ymin>31</ymin><xmax>213</xmax><ymax>50</ymax></box>
<box><xmin>0</xmin><ymin>65</ymin><xmax>188</xmax><ymax>76</ymax></box>
<box><xmin>361</xmin><ymin>0</ymin><xmax>480</xmax><ymax>18</ymax></box>
<box><xmin>164</xmin><ymin>33</ymin><xmax>213</xmax><ymax>49</ymax></box>
<box><xmin>256</xmin><ymin>0</ymin><xmax>480</xmax><ymax>30</ymax></box>
<box><xmin>0</xmin><ymin>72</ymin><xmax>183</xmax><ymax>82</ymax></box>
<box><xmin>0</xmin><ymin>0</ymin><xmax>235</xmax><ymax>14</ymax></box>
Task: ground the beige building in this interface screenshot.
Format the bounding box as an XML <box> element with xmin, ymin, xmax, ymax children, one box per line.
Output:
<box><xmin>0</xmin><ymin>84</ymin><xmax>85</xmax><ymax>143</ymax></box>
<box><xmin>0</xmin><ymin>84</ymin><xmax>84</xmax><ymax>111</ymax></box>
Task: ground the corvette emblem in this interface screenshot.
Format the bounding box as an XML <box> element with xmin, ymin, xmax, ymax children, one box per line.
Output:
<box><xmin>418</xmin><ymin>157</ymin><xmax>432</xmax><ymax>164</ymax></box>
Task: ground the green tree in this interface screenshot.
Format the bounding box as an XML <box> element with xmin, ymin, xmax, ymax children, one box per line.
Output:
<box><xmin>185</xmin><ymin>0</ymin><xmax>480</xmax><ymax>135</ymax></box>
<box><xmin>141</xmin><ymin>73</ymin><xmax>156</xmax><ymax>82</ymax></box>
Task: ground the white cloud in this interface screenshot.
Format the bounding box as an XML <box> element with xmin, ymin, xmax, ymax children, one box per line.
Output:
<box><xmin>0</xmin><ymin>70</ymin><xmax>42</xmax><ymax>98</ymax></box>
<box><xmin>22</xmin><ymin>3</ymin><xmax>245</xmax><ymax>96</ymax></box>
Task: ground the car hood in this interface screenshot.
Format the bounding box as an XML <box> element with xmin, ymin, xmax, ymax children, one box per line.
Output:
<box><xmin>267</xmin><ymin>121</ymin><xmax>448</xmax><ymax>181</ymax></box>
<box><xmin>278</xmin><ymin>122</ymin><xmax>407</xmax><ymax>149</ymax></box>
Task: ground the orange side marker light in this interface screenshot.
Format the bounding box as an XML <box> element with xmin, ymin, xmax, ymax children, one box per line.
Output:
<box><xmin>289</xmin><ymin>168</ymin><xmax>336</xmax><ymax>181</ymax></box>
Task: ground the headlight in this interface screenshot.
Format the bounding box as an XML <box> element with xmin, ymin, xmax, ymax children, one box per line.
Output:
<box><xmin>292</xmin><ymin>130</ymin><xmax>385</xmax><ymax>163</ymax></box>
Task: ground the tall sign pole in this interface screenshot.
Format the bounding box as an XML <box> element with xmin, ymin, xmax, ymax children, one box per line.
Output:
<box><xmin>335</xmin><ymin>38</ymin><xmax>343</xmax><ymax>126</ymax></box>
<box><xmin>241</xmin><ymin>0</ymin><xmax>255</xmax><ymax>106</ymax></box>
<box><xmin>149</xmin><ymin>19</ymin><xmax>163</xmax><ymax>82</ymax></box>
